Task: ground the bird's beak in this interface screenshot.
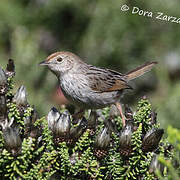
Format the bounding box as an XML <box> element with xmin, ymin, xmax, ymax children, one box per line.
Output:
<box><xmin>38</xmin><ymin>61</ymin><xmax>49</xmax><ymax>66</ymax></box>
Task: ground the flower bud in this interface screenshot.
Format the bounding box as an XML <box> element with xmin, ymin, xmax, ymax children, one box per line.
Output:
<box><xmin>1</xmin><ymin>119</ymin><xmax>21</xmax><ymax>156</ymax></box>
<box><xmin>94</xmin><ymin>127</ymin><xmax>111</xmax><ymax>149</ymax></box>
<box><xmin>70</xmin><ymin>117</ymin><xmax>87</xmax><ymax>141</ymax></box>
<box><xmin>0</xmin><ymin>67</ymin><xmax>7</xmax><ymax>85</ymax></box>
<box><xmin>149</xmin><ymin>154</ymin><xmax>164</xmax><ymax>174</ymax></box>
<box><xmin>88</xmin><ymin>110</ymin><xmax>97</xmax><ymax>129</ymax></box>
<box><xmin>142</xmin><ymin>128</ymin><xmax>164</xmax><ymax>152</ymax></box>
<box><xmin>54</xmin><ymin>110</ymin><xmax>71</xmax><ymax>136</ymax></box>
<box><xmin>24</xmin><ymin>108</ymin><xmax>39</xmax><ymax>137</ymax></box>
<box><xmin>0</xmin><ymin>117</ymin><xmax>14</xmax><ymax>129</ymax></box>
<box><xmin>0</xmin><ymin>95</ymin><xmax>7</xmax><ymax>119</ymax></box>
<box><xmin>119</xmin><ymin>121</ymin><xmax>134</xmax><ymax>156</ymax></box>
<box><xmin>47</xmin><ymin>107</ymin><xmax>61</xmax><ymax>131</ymax></box>
<box><xmin>29</xmin><ymin>107</ymin><xmax>38</xmax><ymax>124</ymax></box>
<box><xmin>104</xmin><ymin>119</ymin><xmax>117</xmax><ymax>133</ymax></box>
<box><xmin>109</xmin><ymin>104</ymin><xmax>120</xmax><ymax>118</ymax></box>
<box><xmin>3</xmin><ymin>127</ymin><xmax>22</xmax><ymax>154</ymax></box>
<box><xmin>0</xmin><ymin>67</ymin><xmax>7</xmax><ymax>94</ymax></box>
<box><xmin>29</xmin><ymin>126</ymin><xmax>40</xmax><ymax>138</ymax></box>
<box><xmin>13</xmin><ymin>85</ymin><xmax>28</xmax><ymax>106</ymax></box>
<box><xmin>5</xmin><ymin>59</ymin><xmax>15</xmax><ymax>77</ymax></box>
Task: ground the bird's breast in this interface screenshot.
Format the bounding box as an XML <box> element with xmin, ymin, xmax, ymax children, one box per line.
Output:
<box><xmin>59</xmin><ymin>73</ymin><xmax>123</xmax><ymax>109</ymax></box>
<box><xmin>59</xmin><ymin>73</ymin><xmax>89</xmax><ymax>105</ymax></box>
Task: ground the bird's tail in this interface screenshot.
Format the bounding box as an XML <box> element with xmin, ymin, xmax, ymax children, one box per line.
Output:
<box><xmin>125</xmin><ymin>61</ymin><xmax>158</xmax><ymax>81</ymax></box>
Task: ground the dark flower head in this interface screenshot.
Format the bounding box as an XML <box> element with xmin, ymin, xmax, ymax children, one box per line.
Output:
<box><xmin>47</xmin><ymin>107</ymin><xmax>61</xmax><ymax>131</ymax></box>
<box><xmin>104</xmin><ymin>119</ymin><xmax>117</xmax><ymax>133</ymax></box>
<box><xmin>54</xmin><ymin>110</ymin><xmax>71</xmax><ymax>136</ymax></box>
<box><xmin>13</xmin><ymin>85</ymin><xmax>28</xmax><ymax>106</ymax></box>
<box><xmin>149</xmin><ymin>154</ymin><xmax>164</xmax><ymax>174</ymax></box>
<box><xmin>31</xmin><ymin>107</ymin><xmax>38</xmax><ymax>124</ymax></box>
<box><xmin>0</xmin><ymin>66</ymin><xmax>7</xmax><ymax>94</ymax></box>
<box><xmin>94</xmin><ymin>126</ymin><xmax>111</xmax><ymax>149</ymax></box>
<box><xmin>5</xmin><ymin>59</ymin><xmax>15</xmax><ymax>77</ymax></box>
<box><xmin>1</xmin><ymin>118</ymin><xmax>21</xmax><ymax>156</ymax></box>
<box><xmin>0</xmin><ymin>67</ymin><xmax>7</xmax><ymax>85</ymax></box>
<box><xmin>119</xmin><ymin>121</ymin><xmax>134</xmax><ymax>156</ymax></box>
<box><xmin>142</xmin><ymin>128</ymin><xmax>164</xmax><ymax>152</ymax></box>
<box><xmin>0</xmin><ymin>95</ymin><xmax>7</xmax><ymax>119</ymax></box>
<box><xmin>47</xmin><ymin>108</ymin><xmax>71</xmax><ymax>137</ymax></box>
<box><xmin>70</xmin><ymin>117</ymin><xmax>87</xmax><ymax>141</ymax></box>
<box><xmin>109</xmin><ymin>104</ymin><xmax>120</xmax><ymax>118</ymax></box>
<box><xmin>88</xmin><ymin>110</ymin><xmax>97</xmax><ymax>129</ymax></box>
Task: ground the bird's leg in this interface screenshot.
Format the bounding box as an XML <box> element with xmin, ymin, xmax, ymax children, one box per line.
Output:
<box><xmin>115</xmin><ymin>102</ymin><xmax>126</xmax><ymax>127</ymax></box>
<box><xmin>72</xmin><ymin>109</ymin><xmax>84</xmax><ymax>124</ymax></box>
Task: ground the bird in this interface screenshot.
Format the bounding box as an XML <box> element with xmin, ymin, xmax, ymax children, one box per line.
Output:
<box><xmin>39</xmin><ymin>51</ymin><xmax>157</xmax><ymax>126</ymax></box>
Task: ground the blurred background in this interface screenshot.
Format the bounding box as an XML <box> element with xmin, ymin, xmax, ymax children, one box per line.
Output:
<box><xmin>0</xmin><ymin>0</ymin><xmax>180</xmax><ymax>128</ymax></box>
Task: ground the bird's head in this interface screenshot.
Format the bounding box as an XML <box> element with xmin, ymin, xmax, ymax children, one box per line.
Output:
<box><xmin>39</xmin><ymin>51</ymin><xmax>81</xmax><ymax>76</ymax></box>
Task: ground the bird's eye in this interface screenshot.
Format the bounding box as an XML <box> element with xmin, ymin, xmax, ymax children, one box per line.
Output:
<box><xmin>57</xmin><ymin>57</ymin><xmax>63</xmax><ymax>62</ymax></box>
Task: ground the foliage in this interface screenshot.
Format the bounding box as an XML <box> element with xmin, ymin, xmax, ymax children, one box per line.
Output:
<box><xmin>156</xmin><ymin>126</ymin><xmax>180</xmax><ymax>180</ymax></box>
<box><xmin>0</xmin><ymin>0</ymin><xmax>180</xmax><ymax>129</ymax></box>
<box><xmin>0</xmin><ymin>60</ymin><xmax>179</xmax><ymax>179</ymax></box>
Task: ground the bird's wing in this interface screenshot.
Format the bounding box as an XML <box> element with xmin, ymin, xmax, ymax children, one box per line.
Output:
<box><xmin>85</xmin><ymin>66</ymin><xmax>132</xmax><ymax>92</ymax></box>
